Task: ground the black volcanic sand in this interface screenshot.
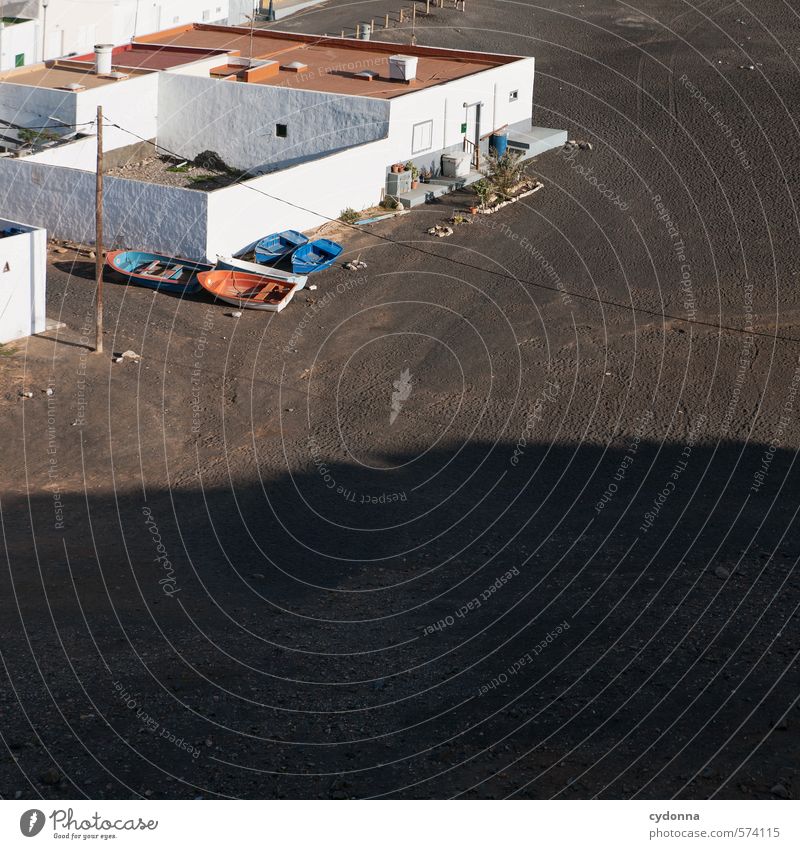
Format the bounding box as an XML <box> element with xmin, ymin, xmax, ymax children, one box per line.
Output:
<box><xmin>1</xmin><ymin>0</ymin><xmax>799</xmax><ymax>799</ymax></box>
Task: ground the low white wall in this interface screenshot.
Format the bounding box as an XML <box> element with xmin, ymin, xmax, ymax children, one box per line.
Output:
<box><xmin>205</xmin><ymin>137</ymin><xmax>391</xmax><ymax>258</ymax></box>
<box><xmin>0</xmin><ymin>158</ymin><xmax>209</xmax><ymax>259</ymax></box>
<box><xmin>0</xmin><ymin>219</ymin><xmax>46</xmax><ymax>343</ymax></box>
<box><xmin>0</xmin><ymin>78</ymin><xmax>77</xmax><ymax>133</ymax></box>
<box><xmin>158</xmin><ymin>72</ymin><xmax>391</xmax><ymax>173</ymax></box>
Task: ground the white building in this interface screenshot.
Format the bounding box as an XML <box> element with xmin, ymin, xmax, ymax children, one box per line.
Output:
<box><xmin>0</xmin><ymin>218</ymin><xmax>47</xmax><ymax>344</ymax></box>
<box><xmin>0</xmin><ymin>1</ymin><xmax>232</xmax><ymax>63</ymax></box>
<box><xmin>0</xmin><ymin>24</ymin><xmax>566</xmax><ymax>261</ymax></box>
<box><xmin>0</xmin><ymin>13</ymin><xmax>38</xmax><ymax>71</ymax></box>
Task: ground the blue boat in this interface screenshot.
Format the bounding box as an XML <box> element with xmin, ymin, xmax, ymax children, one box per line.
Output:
<box><xmin>290</xmin><ymin>239</ymin><xmax>343</xmax><ymax>274</ymax></box>
<box><xmin>254</xmin><ymin>230</ymin><xmax>309</xmax><ymax>263</ymax></box>
<box><xmin>106</xmin><ymin>250</ymin><xmax>212</xmax><ymax>294</ymax></box>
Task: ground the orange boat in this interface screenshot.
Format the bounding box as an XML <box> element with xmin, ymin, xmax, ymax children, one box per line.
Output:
<box><xmin>197</xmin><ymin>270</ymin><xmax>298</xmax><ymax>312</ymax></box>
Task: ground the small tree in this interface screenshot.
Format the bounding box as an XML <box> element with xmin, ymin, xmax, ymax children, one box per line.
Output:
<box><xmin>483</xmin><ymin>149</ymin><xmax>526</xmax><ymax>200</ymax></box>
<box><xmin>472</xmin><ymin>178</ymin><xmax>491</xmax><ymax>208</ymax></box>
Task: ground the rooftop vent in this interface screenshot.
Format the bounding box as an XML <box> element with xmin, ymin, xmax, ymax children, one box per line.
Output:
<box><xmin>281</xmin><ymin>60</ymin><xmax>308</xmax><ymax>73</ymax></box>
<box><xmin>106</xmin><ymin>71</ymin><xmax>129</xmax><ymax>81</ymax></box>
<box><xmin>94</xmin><ymin>44</ymin><xmax>113</xmax><ymax>75</ymax></box>
<box><xmin>354</xmin><ymin>70</ymin><xmax>378</xmax><ymax>81</ymax></box>
<box><xmin>60</xmin><ymin>82</ymin><xmax>86</xmax><ymax>92</ymax></box>
<box><xmin>388</xmin><ymin>54</ymin><xmax>418</xmax><ymax>83</ymax></box>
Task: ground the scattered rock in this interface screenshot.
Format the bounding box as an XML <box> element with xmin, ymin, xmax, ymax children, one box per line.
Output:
<box><xmin>227</xmin><ymin>311</ymin><xmax>242</xmax><ymax>318</ymax></box>
<box><xmin>309</xmin><ymin>284</ymin><xmax>317</xmax><ymax>291</ymax></box>
<box><xmin>40</xmin><ymin>767</ymin><xmax>61</xmax><ymax>786</ymax></box>
<box><xmin>18</xmin><ymin>390</ymin><xmax>33</xmax><ymax>398</ymax></box>
<box><xmin>114</xmin><ymin>357</ymin><xmax>124</xmax><ymax>364</ymax></box>
<box><xmin>53</xmin><ymin>247</ymin><xmax>68</xmax><ymax>254</ymax></box>
<box><xmin>45</xmin><ymin>387</ymin><xmax>54</xmax><ymax>396</ymax></box>
<box><xmin>205</xmin><ymin>738</ymin><xmax>214</xmax><ymax>748</ymax></box>
<box><xmin>344</xmin><ymin>259</ymin><xmax>368</xmax><ymax>271</ymax></box>
<box><xmin>739</xmin><ymin>64</ymin><xmax>755</xmax><ymax>70</ymax></box>
<box><xmin>579</xmin><ymin>141</ymin><xmax>594</xmax><ymax>150</ymax></box>
<box><xmin>428</xmin><ymin>224</ymin><xmax>454</xmax><ymax>238</ymax></box>
<box><xmin>121</xmin><ymin>350</ymin><xmax>141</xmax><ymax>361</ymax></box>
<box><xmin>770</xmin><ymin>783</ymin><xmax>790</xmax><ymax>799</ymax></box>
<box><xmin>714</xmin><ymin>565</ymin><xmax>731</xmax><ymax>579</ymax></box>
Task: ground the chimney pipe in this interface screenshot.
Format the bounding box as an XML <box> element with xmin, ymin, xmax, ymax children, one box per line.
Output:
<box><xmin>94</xmin><ymin>44</ymin><xmax>113</xmax><ymax>75</ymax></box>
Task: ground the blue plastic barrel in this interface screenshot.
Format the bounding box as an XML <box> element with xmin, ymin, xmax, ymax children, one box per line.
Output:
<box><xmin>490</xmin><ymin>131</ymin><xmax>508</xmax><ymax>156</ymax></box>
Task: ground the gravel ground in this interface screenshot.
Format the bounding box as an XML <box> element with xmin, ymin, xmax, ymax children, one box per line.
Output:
<box><xmin>1</xmin><ymin>0</ymin><xmax>799</xmax><ymax>801</ymax></box>
<box><xmin>107</xmin><ymin>156</ymin><xmax>241</xmax><ymax>190</ymax></box>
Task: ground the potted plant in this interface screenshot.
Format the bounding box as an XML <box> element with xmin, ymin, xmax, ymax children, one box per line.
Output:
<box><xmin>406</xmin><ymin>161</ymin><xmax>420</xmax><ymax>189</ymax></box>
<box><xmin>420</xmin><ymin>167</ymin><xmax>431</xmax><ymax>184</ymax></box>
<box><xmin>391</xmin><ymin>162</ymin><xmax>405</xmax><ymax>174</ymax></box>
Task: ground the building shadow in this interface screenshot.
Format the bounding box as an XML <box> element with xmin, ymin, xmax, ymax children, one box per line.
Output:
<box><xmin>1</xmin><ymin>437</ymin><xmax>798</xmax><ymax>800</ymax></box>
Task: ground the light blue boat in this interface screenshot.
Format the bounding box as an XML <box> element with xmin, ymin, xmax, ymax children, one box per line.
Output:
<box><xmin>254</xmin><ymin>230</ymin><xmax>309</xmax><ymax>263</ymax></box>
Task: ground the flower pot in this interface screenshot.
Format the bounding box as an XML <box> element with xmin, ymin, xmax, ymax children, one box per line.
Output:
<box><xmin>391</xmin><ymin>163</ymin><xmax>404</xmax><ymax>174</ymax></box>
<box><xmin>469</xmin><ymin>206</ymin><xmax>478</xmax><ymax>214</ymax></box>
<box><xmin>411</xmin><ymin>180</ymin><xmax>419</xmax><ymax>190</ymax></box>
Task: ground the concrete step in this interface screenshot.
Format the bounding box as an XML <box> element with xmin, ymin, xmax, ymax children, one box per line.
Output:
<box><xmin>507</xmin><ymin>126</ymin><xmax>568</xmax><ymax>160</ymax></box>
<box><xmin>396</xmin><ymin>169</ymin><xmax>482</xmax><ymax>208</ymax></box>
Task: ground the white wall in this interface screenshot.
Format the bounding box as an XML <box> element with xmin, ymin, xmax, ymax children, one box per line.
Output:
<box><xmin>0</xmin><ymin>218</ymin><xmax>46</xmax><ymax>343</ymax></box>
<box><xmin>387</xmin><ymin>57</ymin><xmax>535</xmax><ymax>172</ymax></box>
<box><xmin>41</xmin><ymin>1</ymin><xmax>231</xmax><ymax>60</ymax></box>
<box><xmin>205</xmin><ymin>136</ymin><xmax>391</xmax><ymax>258</ymax></box>
<box><xmin>0</xmin><ymin>19</ymin><xmax>38</xmax><ymax>71</ymax></box>
<box><xmin>0</xmin><ymin>76</ymin><xmax>76</xmax><ymax>129</ymax></box>
<box><xmin>0</xmin><ymin>157</ymin><xmax>208</xmax><ymax>258</ymax></box>
<box><xmin>157</xmin><ymin>71</ymin><xmax>391</xmax><ymax>173</ymax></box>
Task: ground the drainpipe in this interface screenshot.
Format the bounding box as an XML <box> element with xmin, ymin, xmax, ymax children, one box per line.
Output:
<box><xmin>41</xmin><ymin>0</ymin><xmax>50</xmax><ymax>62</ymax></box>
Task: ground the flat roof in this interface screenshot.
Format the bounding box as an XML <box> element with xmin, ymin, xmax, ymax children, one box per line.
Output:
<box><xmin>134</xmin><ymin>24</ymin><xmax>521</xmax><ymax>99</ymax></box>
<box><xmin>0</xmin><ymin>60</ymin><xmax>152</xmax><ymax>90</ymax></box>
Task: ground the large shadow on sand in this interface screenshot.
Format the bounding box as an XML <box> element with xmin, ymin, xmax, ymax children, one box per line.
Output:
<box><xmin>1</xmin><ymin>437</ymin><xmax>798</xmax><ymax>800</ymax></box>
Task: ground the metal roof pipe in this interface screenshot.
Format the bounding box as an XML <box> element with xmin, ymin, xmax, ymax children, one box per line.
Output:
<box><xmin>94</xmin><ymin>44</ymin><xmax>113</xmax><ymax>75</ymax></box>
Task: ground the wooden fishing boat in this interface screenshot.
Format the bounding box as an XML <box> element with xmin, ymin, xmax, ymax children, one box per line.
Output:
<box><xmin>106</xmin><ymin>250</ymin><xmax>212</xmax><ymax>294</ymax></box>
<box><xmin>215</xmin><ymin>255</ymin><xmax>307</xmax><ymax>289</ymax></box>
<box><xmin>197</xmin><ymin>270</ymin><xmax>297</xmax><ymax>312</ymax></box>
<box><xmin>253</xmin><ymin>230</ymin><xmax>309</xmax><ymax>263</ymax></box>
<box><xmin>290</xmin><ymin>238</ymin><xmax>343</xmax><ymax>274</ymax></box>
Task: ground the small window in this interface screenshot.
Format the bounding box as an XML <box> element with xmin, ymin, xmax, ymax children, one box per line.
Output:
<box><xmin>275</xmin><ymin>123</ymin><xmax>288</xmax><ymax>138</ymax></box>
<box><xmin>202</xmin><ymin>10</ymin><xmax>211</xmax><ymax>21</ymax></box>
<box><xmin>411</xmin><ymin>119</ymin><xmax>433</xmax><ymax>154</ymax></box>
<box><xmin>15</xmin><ymin>53</ymin><xmax>25</xmax><ymax>68</ymax></box>
<box><xmin>509</xmin><ymin>90</ymin><xmax>519</xmax><ymax>102</ymax></box>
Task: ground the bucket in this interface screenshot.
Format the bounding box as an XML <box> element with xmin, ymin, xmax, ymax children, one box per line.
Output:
<box><xmin>489</xmin><ymin>131</ymin><xmax>508</xmax><ymax>156</ymax></box>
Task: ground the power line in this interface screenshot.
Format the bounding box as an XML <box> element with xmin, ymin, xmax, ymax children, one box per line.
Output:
<box><xmin>104</xmin><ymin>119</ymin><xmax>799</xmax><ymax>346</ymax></box>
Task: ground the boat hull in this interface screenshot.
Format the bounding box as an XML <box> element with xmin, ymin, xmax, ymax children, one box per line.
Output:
<box><xmin>197</xmin><ymin>270</ymin><xmax>297</xmax><ymax>312</ymax></box>
<box><xmin>253</xmin><ymin>230</ymin><xmax>309</xmax><ymax>263</ymax></box>
<box><xmin>290</xmin><ymin>238</ymin><xmax>343</xmax><ymax>274</ymax></box>
<box><xmin>216</xmin><ymin>255</ymin><xmax>307</xmax><ymax>289</ymax></box>
<box><xmin>106</xmin><ymin>250</ymin><xmax>211</xmax><ymax>294</ymax></box>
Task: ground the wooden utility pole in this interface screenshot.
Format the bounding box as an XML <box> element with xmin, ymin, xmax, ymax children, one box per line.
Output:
<box><xmin>94</xmin><ymin>105</ymin><xmax>104</xmax><ymax>354</ymax></box>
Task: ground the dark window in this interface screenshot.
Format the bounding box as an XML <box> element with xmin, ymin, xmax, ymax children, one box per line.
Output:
<box><xmin>275</xmin><ymin>123</ymin><xmax>288</xmax><ymax>138</ymax></box>
<box><xmin>509</xmin><ymin>90</ymin><xmax>519</xmax><ymax>102</ymax></box>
